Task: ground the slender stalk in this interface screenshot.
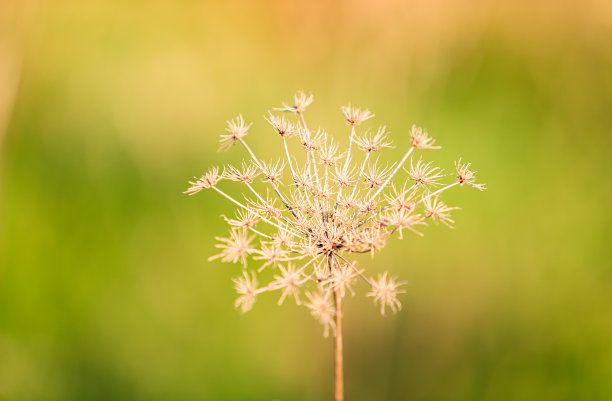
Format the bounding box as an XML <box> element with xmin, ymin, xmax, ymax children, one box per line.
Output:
<box><xmin>343</xmin><ymin>125</ymin><xmax>355</xmax><ymax>170</ymax></box>
<box><xmin>328</xmin><ymin>255</ymin><xmax>344</xmax><ymax>401</ymax></box>
<box><xmin>335</xmin><ymin>253</ymin><xmax>373</xmax><ymax>286</ymax></box>
<box><xmin>238</xmin><ymin>138</ymin><xmax>296</xmax><ymax>217</ymax></box>
<box><xmin>414</xmin><ymin>182</ymin><xmax>459</xmax><ymax>207</ymax></box>
<box><xmin>368</xmin><ymin>147</ymin><xmax>413</xmax><ymax>203</ymax></box>
<box><xmin>283</xmin><ymin>136</ymin><xmax>298</xmax><ymax>182</ymax></box>
<box><xmin>350</xmin><ymin>152</ymin><xmax>370</xmax><ymax>199</ymax></box>
<box><xmin>334</xmin><ymin>286</ymin><xmax>344</xmax><ymax>401</ymax></box>
<box><xmin>211</xmin><ymin>186</ymin><xmax>303</xmax><ymax>238</ymax></box>
<box><xmin>298</xmin><ymin>111</ymin><xmax>309</xmax><ymax>131</ymax></box>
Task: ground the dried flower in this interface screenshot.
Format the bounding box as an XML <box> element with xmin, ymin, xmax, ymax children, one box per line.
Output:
<box><xmin>341</xmin><ymin>104</ymin><xmax>375</xmax><ymax>126</ymax></box>
<box><xmin>406</xmin><ymin>159</ymin><xmax>445</xmax><ymax>188</ymax></box>
<box><xmin>363</xmin><ymin>160</ymin><xmax>393</xmax><ymax>189</ymax></box>
<box><xmin>261</xmin><ymin>159</ymin><xmax>285</xmax><ymax>184</ymax></box>
<box><xmin>272</xmin><ymin>263</ymin><xmax>307</xmax><ymax>305</ymax></box>
<box><xmin>265</xmin><ymin>112</ymin><xmax>296</xmax><ymax>137</ymax></box>
<box><xmin>223</xmin><ymin>209</ymin><xmax>260</xmax><ymax>230</ymax></box>
<box><xmin>324</xmin><ymin>263</ymin><xmax>359</xmax><ymax>297</ymax></box>
<box><xmin>367</xmin><ymin>272</ymin><xmax>406</xmax><ymax>315</ymax></box>
<box><xmin>455</xmin><ymin>158</ymin><xmax>486</xmax><ymax>190</ymax></box>
<box><xmin>424</xmin><ymin>197</ymin><xmax>460</xmax><ymax>228</ymax></box>
<box><xmin>185</xmin><ymin>91</ymin><xmax>485</xmax><ymax>332</ymax></box>
<box><xmin>183</xmin><ymin>167</ymin><xmax>222</xmax><ymax>194</ymax></box>
<box><xmin>318</xmin><ymin>137</ymin><xmax>343</xmax><ymax>166</ymax></box>
<box><xmin>209</xmin><ymin>229</ymin><xmax>254</xmax><ymax>267</ymax></box>
<box><xmin>219</xmin><ymin>115</ymin><xmax>252</xmax><ymax>151</ymax></box>
<box><xmin>275</xmin><ymin>90</ymin><xmax>314</xmax><ymax>113</ymax></box>
<box><xmin>253</xmin><ymin>243</ymin><xmax>289</xmax><ymax>271</ymax></box>
<box><xmin>299</xmin><ymin>127</ymin><xmax>325</xmax><ymax>152</ymax></box>
<box><xmin>410</xmin><ymin>125</ymin><xmax>440</xmax><ymax>149</ymax></box>
<box><xmin>233</xmin><ymin>270</ymin><xmax>258</xmax><ymax>313</ymax></box>
<box><xmin>305</xmin><ymin>291</ymin><xmax>336</xmax><ymax>337</ymax></box>
<box><xmin>354</xmin><ymin>126</ymin><xmax>393</xmax><ymax>152</ymax></box>
<box><xmin>224</xmin><ymin>162</ymin><xmax>259</xmax><ymax>183</ymax></box>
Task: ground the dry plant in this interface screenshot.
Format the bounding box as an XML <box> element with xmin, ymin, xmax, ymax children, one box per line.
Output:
<box><xmin>184</xmin><ymin>91</ymin><xmax>485</xmax><ymax>401</ymax></box>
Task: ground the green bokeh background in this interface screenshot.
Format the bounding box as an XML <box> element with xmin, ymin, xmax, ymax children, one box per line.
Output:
<box><xmin>1</xmin><ymin>1</ymin><xmax>611</xmax><ymax>400</ymax></box>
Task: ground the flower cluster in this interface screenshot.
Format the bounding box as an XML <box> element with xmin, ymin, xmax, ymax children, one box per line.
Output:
<box><xmin>185</xmin><ymin>91</ymin><xmax>485</xmax><ymax>336</ymax></box>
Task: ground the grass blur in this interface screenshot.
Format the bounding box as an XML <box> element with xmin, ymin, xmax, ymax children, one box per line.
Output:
<box><xmin>1</xmin><ymin>1</ymin><xmax>611</xmax><ymax>400</ymax></box>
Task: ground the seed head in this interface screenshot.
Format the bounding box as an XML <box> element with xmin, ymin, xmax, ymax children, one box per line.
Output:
<box><xmin>305</xmin><ymin>291</ymin><xmax>336</xmax><ymax>337</ymax></box>
<box><xmin>299</xmin><ymin>127</ymin><xmax>325</xmax><ymax>152</ymax></box>
<box><xmin>363</xmin><ymin>160</ymin><xmax>393</xmax><ymax>189</ymax></box>
<box><xmin>209</xmin><ymin>229</ymin><xmax>254</xmax><ymax>267</ymax></box>
<box><xmin>261</xmin><ymin>159</ymin><xmax>285</xmax><ymax>184</ymax></box>
<box><xmin>275</xmin><ymin>90</ymin><xmax>314</xmax><ymax>114</ymax></box>
<box><xmin>223</xmin><ymin>209</ymin><xmax>260</xmax><ymax>230</ymax></box>
<box><xmin>265</xmin><ymin>112</ymin><xmax>295</xmax><ymax>137</ymax></box>
<box><xmin>367</xmin><ymin>272</ymin><xmax>406</xmax><ymax>315</ymax></box>
<box><xmin>341</xmin><ymin>104</ymin><xmax>375</xmax><ymax>126</ymax></box>
<box><xmin>424</xmin><ymin>197</ymin><xmax>460</xmax><ymax>228</ymax></box>
<box><xmin>455</xmin><ymin>158</ymin><xmax>486</xmax><ymax>190</ymax></box>
<box><xmin>272</xmin><ymin>263</ymin><xmax>307</xmax><ymax>305</ymax></box>
<box><xmin>354</xmin><ymin>126</ymin><xmax>393</xmax><ymax>152</ymax></box>
<box><xmin>410</xmin><ymin>125</ymin><xmax>440</xmax><ymax>149</ymax></box>
<box><xmin>183</xmin><ymin>167</ymin><xmax>222</xmax><ymax>194</ymax></box>
<box><xmin>318</xmin><ymin>137</ymin><xmax>343</xmax><ymax>166</ymax></box>
<box><xmin>324</xmin><ymin>263</ymin><xmax>359</xmax><ymax>297</ymax></box>
<box><xmin>233</xmin><ymin>270</ymin><xmax>258</xmax><ymax>313</ymax></box>
<box><xmin>185</xmin><ymin>92</ymin><xmax>484</xmax><ymax>333</ymax></box>
<box><xmin>406</xmin><ymin>159</ymin><xmax>444</xmax><ymax>187</ymax></box>
<box><xmin>219</xmin><ymin>115</ymin><xmax>252</xmax><ymax>151</ymax></box>
<box><xmin>224</xmin><ymin>161</ymin><xmax>259</xmax><ymax>183</ymax></box>
<box><xmin>253</xmin><ymin>243</ymin><xmax>289</xmax><ymax>271</ymax></box>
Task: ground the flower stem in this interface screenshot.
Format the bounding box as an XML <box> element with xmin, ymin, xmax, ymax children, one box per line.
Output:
<box><xmin>334</xmin><ymin>284</ymin><xmax>344</xmax><ymax>401</ymax></box>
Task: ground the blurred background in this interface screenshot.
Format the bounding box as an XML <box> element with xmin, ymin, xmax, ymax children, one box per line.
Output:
<box><xmin>1</xmin><ymin>1</ymin><xmax>611</xmax><ymax>400</ymax></box>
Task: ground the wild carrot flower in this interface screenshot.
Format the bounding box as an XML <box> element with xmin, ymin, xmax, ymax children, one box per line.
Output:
<box><xmin>275</xmin><ymin>90</ymin><xmax>314</xmax><ymax>114</ymax></box>
<box><xmin>265</xmin><ymin>112</ymin><xmax>296</xmax><ymax>137</ymax></box>
<box><xmin>304</xmin><ymin>291</ymin><xmax>336</xmax><ymax>337</ymax></box>
<box><xmin>184</xmin><ymin>92</ymin><xmax>485</xmax><ymax>400</ymax></box>
<box><xmin>410</xmin><ymin>124</ymin><xmax>440</xmax><ymax>149</ymax></box>
<box><xmin>341</xmin><ymin>104</ymin><xmax>375</xmax><ymax>126</ymax></box>
<box><xmin>185</xmin><ymin>91</ymin><xmax>485</xmax><ymax>322</ymax></box>
<box><xmin>367</xmin><ymin>272</ymin><xmax>406</xmax><ymax>315</ymax></box>
<box><xmin>406</xmin><ymin>159</ymin><xmax>444</xmax><ymax>188</ymax></box>
<box><xmin>233</xmin><ymin>270</ymin><xmax>258</xmax><ymax>313</ymax></box>
<box><xmin>455</xmin><ymin>158</ymin><xmax>487</xmax><ymax>190</ymax></box>
<box><xmin>184</xmin><ymin>167</ymin><xmax>222</xmax><ymax>194</ymax></box>
<box><xmin>219</xmin><ymin>115</ymin><xmax>252</xmax><ymax>151</ymax></box>
<box><xmin>424</xmin><ymin>197</ymin><xmax>460</xmax><ymax>228</ymax></box>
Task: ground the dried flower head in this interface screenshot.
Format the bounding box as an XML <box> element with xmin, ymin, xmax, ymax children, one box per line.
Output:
<box><xmin>185</xmin><ymin>91</ymin><xmax>485</xmax><ymax>336</ymax></box>
<box><xmin>354</xmin><ymin>126</ymin><xmax>393</xmax><ymax>152</ymax></box>
<box><xmin>223</xmin><ymin>209</ymin><xmax>260</xmax><ymax>230</ymax></box>
<box><xmin>410</xmin><ymin>124</ymin><xmax>440</xmax><ymax>149</ymax></box>
<box><xmin>261</xmin><ymin>159</ymin><xmax>285</xmax><ymax>184</ymax></box>
<box><xmin>265</xmin><ymin>112</ymin><xmax>296</xmax><ymax>137</ymax></box>
<box><xmin>233</xmin><ymin>270</ymin><xmax>258</xmax><ymax>313</ymax></box>
<box><xmin>219</xmin><ymin>115</ymin><xmax>252</xmax><ymax>152</ymax></box>
<box><xmin>424</xmin><ymin>197</ymin><xmax>460</xmax><ymax>228</ymax></box>
<box><xmin>224</xmin><ymin>161</ymin><xmax>260</xmax><ymax>183</ymax></box>
<box><xmin>275</xmin><ymin>90</ymin><xmax>314</xmax><ymax>114</ymax></box>
<box><xmin>208</xmin><ymin>229</ymin><xmax>254</xmax><ymax>267</ymax></box>
<box><xmin>455</xmin><ymin>158</ymin><xmax>486</xmax><ymax>190</ymax></box>
<box><xmin>305</xmin><ymin>291</ymin><xmax>336</xmax><ymax>338</ymax></box>
<box><xmin>318</xmin><ymin>137</ymin><xmax>343</xmax><ymax>166</ymax></box>
<box><xmin>183</xmin><ymin>167</ymin><xmax>222</xmax><ymax>195</ymax></box>
<box><xmin>367</xmin><ymin>272</ymin><xmax>406</xmax><ymax>315</ymax></box>
<box><xmin>406</xmin><ymin>159</ymin><xmax>445</xmax><ymax>188</ymax></box>
<box><xmin>341</xmin><ymin>104</ymin><xmax>375</xmax><ymax>126</ymax></box>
